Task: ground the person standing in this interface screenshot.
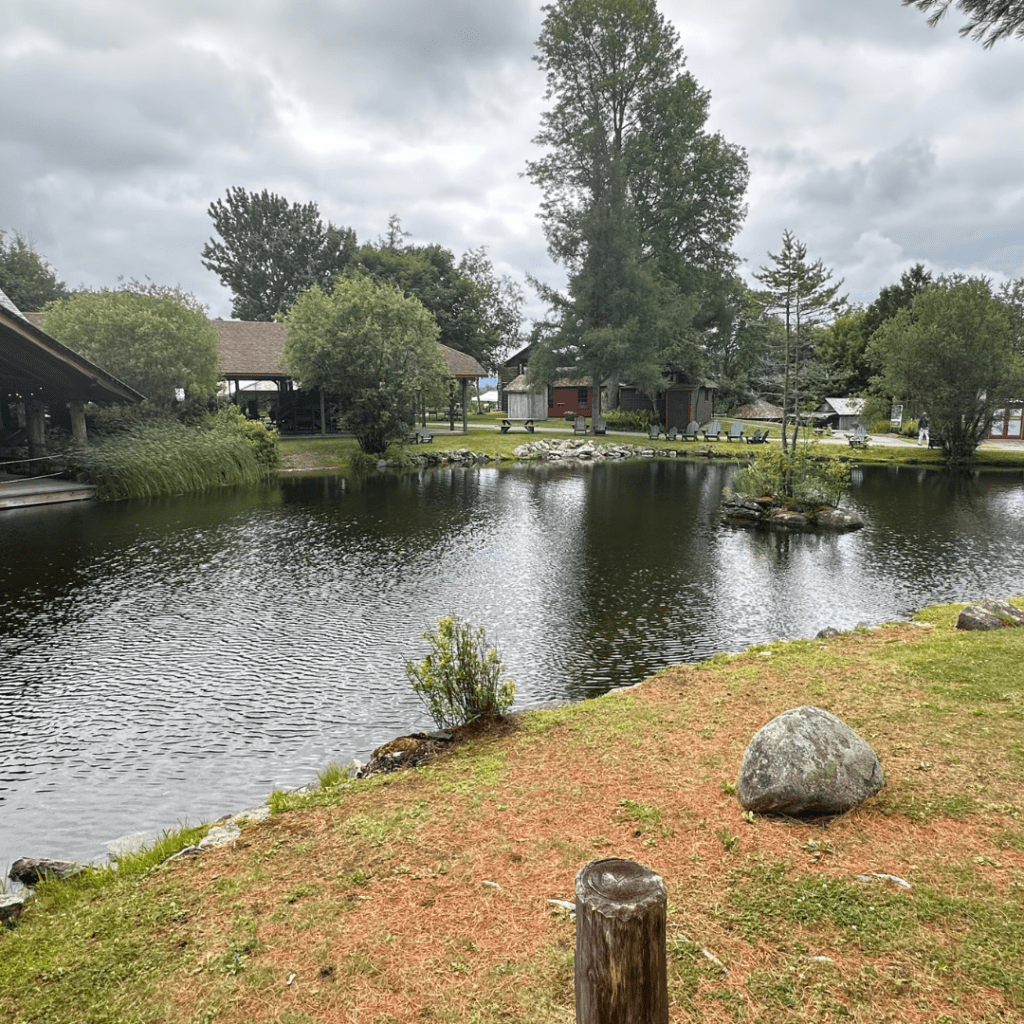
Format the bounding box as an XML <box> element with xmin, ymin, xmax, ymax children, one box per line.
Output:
<box><xmin>918</xmin><ymin>412</ymin><xmax>929</xmax><ymax>446</ymax></box>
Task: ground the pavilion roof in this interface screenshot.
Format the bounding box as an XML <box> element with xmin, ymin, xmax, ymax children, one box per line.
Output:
<box><xmin>3</xmin><ymin>307</ymin><xmax>143</xmax><ymax>405</ymax></box>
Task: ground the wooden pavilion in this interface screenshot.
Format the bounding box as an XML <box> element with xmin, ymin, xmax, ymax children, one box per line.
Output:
<box><xmin>211</xmin><ymin>319</ymin><xmax>486</xmax><ymax>434</ymax></box>
<box><xmin>2</xmin><ymin>292</ymin><xmax>143</xmax><ymax>459</ymax></box>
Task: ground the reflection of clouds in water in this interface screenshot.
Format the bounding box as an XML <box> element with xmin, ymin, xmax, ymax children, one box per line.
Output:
<box><xmin>3</xmin><ymin>463</ymin><xmax>1024</xmax><ymax>873</ymax></box>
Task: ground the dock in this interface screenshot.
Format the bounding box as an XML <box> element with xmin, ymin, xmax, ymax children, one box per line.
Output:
<box><xmin>0</xmin><ymin>472</ymin><xmax>95</xmax><ymax>510</ymax></box>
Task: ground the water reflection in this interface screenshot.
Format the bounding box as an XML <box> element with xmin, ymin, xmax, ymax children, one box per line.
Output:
<box><xmin>2</xmin><ymin>461</ymin><xmax>1024</xmax><ymax>870</ymax></box>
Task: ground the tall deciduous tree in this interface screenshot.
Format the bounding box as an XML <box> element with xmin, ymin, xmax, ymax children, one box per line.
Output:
<box><xmin>202</xmin><ymin>187</ymin><xmax>357</xmax><ymax>321</ymax></box>
<box><xmin>42</xmin><ymin>282</ymin><xmax>219</xmax><ymax>407</ymax></box>
<box><xmin>902</xmin><ymin>0</ymin><xmax>1024</xmax><ymax>47</ymax></box>
<box><xmin>525</xmin><ymin>0</ymin><xmax>748</xmax><ymax>403</ymax></box>
<box><xmin>754</xmin><ymin>231</ymin><xmax>846</xmax><ymax>451</ymax></box>
<box><xmin>354</xmin><ymin>220</ymin><xmax>523</xmax><ymax>372</ymax></box>
<box><xmin>0</xmin><ymin>230</ymin><xmax>69</xmax><ymax>311</ymax></box>
<box><xmin>701</xmin><ymin>276</ymin><xmax>782</xmax><ymax>411</ymax></box>
<box><xmin>867</xmin><ymin>276</ymin><xmax>1024</xmax><ymax>466</ymax></box>
<box><xmin>999</xmin><ymin>277</ymin><xmax>1024</xmax><ymax>354</ymax></box>
<box><xmin>817</xmin><ymin>264</ymin><xmax>934</xmax><ymax>396</ymax></box>
<box><xmin>283</xmin><ymin>275</ymin><xmax>448</xmax><ymax>454</ymax></box>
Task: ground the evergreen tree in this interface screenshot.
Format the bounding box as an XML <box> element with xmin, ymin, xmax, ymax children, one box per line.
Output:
<box><xmin>902</xmin><ymin>0</ymin><xmax>1024</xmax><ymax>47</ymax></box>
<box><xmin>754</xmin><ymin>231</ymin><xmax>846</xmax><ymax>451</ymax></box>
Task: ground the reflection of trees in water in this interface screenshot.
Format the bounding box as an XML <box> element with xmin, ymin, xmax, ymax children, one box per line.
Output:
<box><xmin>555</xmin><ymin>460</ymin><xmax>735</xmax><ymax>702</ymax></box>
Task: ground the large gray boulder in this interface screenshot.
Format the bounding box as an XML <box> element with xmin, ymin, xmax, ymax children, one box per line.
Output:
<box><xmin>737</xmin><ymin>706</ymin><xmax>885</xmax><ymax>817</ymax></box>
<box><xmin>957</xmin><ymin>599</ymin><xmax>1024</xmax><ymax>631</ymax></box>
<box><xmin>8</xmin><ymin>858</ymin><xmax>82</xmax><ymax>886</ymax></box>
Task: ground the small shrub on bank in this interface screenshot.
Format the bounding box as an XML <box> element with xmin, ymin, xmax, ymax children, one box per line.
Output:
<box><xmin>405</xmin><ymin>616</ymin><xmax>515</xmax><ymax>729</ymax></box>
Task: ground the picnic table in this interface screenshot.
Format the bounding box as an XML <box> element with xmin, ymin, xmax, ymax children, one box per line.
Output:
<box><xmin>499</xmin><ymin>419</ymin><xmax>535</xmax><ymax>434</ymax></box>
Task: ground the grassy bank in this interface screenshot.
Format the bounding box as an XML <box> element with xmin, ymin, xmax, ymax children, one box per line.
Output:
<box><xmin>278</xmin><ymin>422</ymin><xmax>1024</xmax><ymax>475</ymax></box>
<box><xmin>70</xmin><ymin>407</ymin><xmax>281</xmax><ymax>500</ymax></box>
<box><xmin>3</xmin><ymin>602</ymin><xmax>1023</xmax><ymax>1022</ymax></box>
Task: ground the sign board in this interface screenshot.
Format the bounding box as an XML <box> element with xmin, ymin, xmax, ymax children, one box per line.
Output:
<box><xmin>890</xmin><ymin>403</ymin><xmax>903</xmax><ymax>430</ymax></box>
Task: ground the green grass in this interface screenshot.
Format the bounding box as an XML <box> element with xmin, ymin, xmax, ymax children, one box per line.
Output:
<box><xmin>80</xmin><ymin>409</ymin><xmax>280</xmax><ymax>499</ymax></box>
<box><xmin>730</xmin><ymin>859</ymin><xmax>1024</xmax><ymax>1003</ymax></box>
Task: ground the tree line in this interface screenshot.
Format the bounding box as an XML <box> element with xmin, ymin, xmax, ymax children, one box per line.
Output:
<box><xmin>4</xmin><ymin>0</ymin><xmax>1023</xmax><ymax>463</ymax></box>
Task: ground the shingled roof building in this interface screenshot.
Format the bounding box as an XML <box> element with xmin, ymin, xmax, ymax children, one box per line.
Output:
<box><xmin>211</xmin><ymin>319</ymin><xmax>486</xmax><ymax>434</ymax></box>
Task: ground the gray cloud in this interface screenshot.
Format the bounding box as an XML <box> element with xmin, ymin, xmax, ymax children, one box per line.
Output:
<box><xmin>1</xmin><ymin>0</ymin><xmax>1021</xmax><ymax>326</ymax></box>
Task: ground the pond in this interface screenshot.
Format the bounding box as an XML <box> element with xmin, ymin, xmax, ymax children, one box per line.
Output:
<box><xmin>2</xmin><ymin>459</ymin><xmax>1024</xmax><ymax>872</ymax></box>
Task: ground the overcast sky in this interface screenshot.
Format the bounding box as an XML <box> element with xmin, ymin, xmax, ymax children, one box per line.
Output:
<box><xmin>2</xmin><ymin>0</ymin><xmax>1022</xmax><ymax>327</ymax></box>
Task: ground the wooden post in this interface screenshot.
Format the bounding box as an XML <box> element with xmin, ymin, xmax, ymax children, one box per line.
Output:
<box><xmin>575</xmin><ymin>858</ymin><xmax>668</xmax><ymax>1024</ymax></box>
<box><xmin>69</xmin><ymin>400</ymin><xmax>88</xmax><ymax>447</ymax></box>
<box><xmin>25</xmin><ymin>398</ymin><xmax>47</xmax><ymax>459</ymax></box>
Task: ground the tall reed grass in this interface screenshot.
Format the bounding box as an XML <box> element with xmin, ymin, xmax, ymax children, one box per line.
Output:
<box><xmin>79</xmin><ymin>406</ymin><xmax>280</xmax><ymax>500</ymax></box>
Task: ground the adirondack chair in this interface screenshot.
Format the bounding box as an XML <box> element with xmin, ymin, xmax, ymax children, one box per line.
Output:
<box><xmin>592</xmin><ymin>415</ymin><xmax>607</xmax><ymax>435</ymax></box>
<box><xmin>416</xmin><ymin>427</ymin><xmax>433</xmax><ymax>443</ymax></box>
<box><xmin>744</xmin><ymin>428</ymin><xmax>766</xmax><ymax>444</ymax></box>
<box><xmin>702</xmin><ymin>420</ymin><xmax>722</xmax><ymax>441</ymax></box>
<box><xmin>680</xmin><ymin>420</ymin><xmax>700</xmax><ymax>441</ymax></box>
<box><xmin>573</xmin><ymin>416</ymin><xmax>587</xmax><ymax>434</ymax></box>
<box><xmin>726</xmin><ymin>422</ymin><xmax>745</xmax><ymax>442</ymax></box>
<box><xmin>847</xmin><ymin>424</ymin><xmax>869</xmax><ymax>448</ymax></box>
<box><xmin>666</xmin><ymin>426</ymin><xmax>678</xmax><ymax>441</ymax></box>
<box><xmin>648</xmin><ymin>423</ymin><xmax>661</xmax><ymax>440</ymax></box>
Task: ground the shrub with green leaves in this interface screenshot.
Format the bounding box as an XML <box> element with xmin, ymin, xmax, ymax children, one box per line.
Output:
<box><xmin>405</xmin><ymin>616</ymin><xmax>515</xmax><ymax>729</ymax></box>
<box><xmin>731</xmin><ymin>442</ymin><xmax>850</xmax><ymax>508</ymax></box>
<box><xmin>604</xmin><ymin>409</ymin><xmax>654</xmax><ymax>432</ymax></box>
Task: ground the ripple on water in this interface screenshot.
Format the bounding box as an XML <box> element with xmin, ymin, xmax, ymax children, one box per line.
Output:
<box><xmin>2</xmin><ymin>463</ymin><xmax>1024</xmax><ymax>869</ymax></box>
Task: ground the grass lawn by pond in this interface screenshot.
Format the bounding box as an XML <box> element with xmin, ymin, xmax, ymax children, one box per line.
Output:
<box><xmin>277</xmin><ymin>419</ymin><xmax>1024</xmax><ymax>475</ymax></box>
<box><xmin>3</xmin><ymin>601</ymin><xmax>1023</xmax><ymax>1023</ymax></box>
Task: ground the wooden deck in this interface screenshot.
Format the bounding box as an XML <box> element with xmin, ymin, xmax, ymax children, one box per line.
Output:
<box><xmin>0</xmin><ymin>472</ymin><xmax>95</xmax><ymax>509</ymax></box>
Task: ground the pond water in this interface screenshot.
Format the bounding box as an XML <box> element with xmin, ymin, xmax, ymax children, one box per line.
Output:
<box><xmin>2</xmin><ymin>459</ymin><xmax>1024</xmax><ymax>872</ymax></box>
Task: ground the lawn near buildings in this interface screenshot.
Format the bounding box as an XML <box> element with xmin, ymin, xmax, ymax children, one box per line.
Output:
<box><xmin>2</xmin><ymin>601</ymin><xmax>1023</xmax><ymax>1023</ymax></box>
<box><xmin>277</xmin><ymin>414</ymin><xmax>1024</xmax><ymax>473</ymax></box>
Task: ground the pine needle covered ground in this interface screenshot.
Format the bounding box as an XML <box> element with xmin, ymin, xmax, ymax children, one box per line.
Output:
<box><xmin>2</xmin><ymin>602</ymin><xmax>1023</xmax><ymax>1023</ymax></box>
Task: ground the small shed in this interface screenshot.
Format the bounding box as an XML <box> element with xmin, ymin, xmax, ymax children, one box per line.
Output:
<box><xmin>548</xmin><ymin>377</ymin><xmax>593</xmax><ymax>420</ymax></box>
<box><xmin>504</xmin><ymin>374</ymin><xmax>547</xmax><ymax>421</ymax></box>
<box><xmin>816</xmin><ymin>397</ymin><xmax>866</xmax><ymax>431</ymax></box>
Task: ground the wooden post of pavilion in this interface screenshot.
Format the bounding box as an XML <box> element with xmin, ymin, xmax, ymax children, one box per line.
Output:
<box><xmin>69</xmin><ymin>400</ymin><xmax>88</xmax><ymax>447</ymax></box>
<box><xmin>25</xmin><ymin>397</ymin><xmax>47</xmax><ymax>459</ymax></box>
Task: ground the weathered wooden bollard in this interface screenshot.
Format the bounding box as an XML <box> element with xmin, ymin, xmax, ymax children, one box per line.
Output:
<box><xmin>574</xmin><ymin>858</ymin><xmax>668</xmax><ymax>1024</ymax></box>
